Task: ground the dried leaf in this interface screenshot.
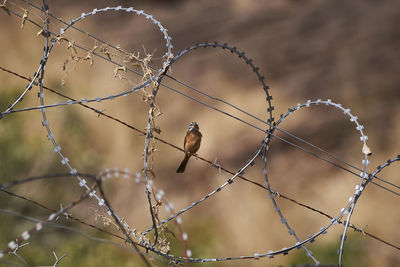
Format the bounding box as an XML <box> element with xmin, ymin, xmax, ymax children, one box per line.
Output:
<box><xmin>83</xmin><ymin>52</ymin><xmax>93</xmax><ymax>65</ymax></box>
<box><xmin>0</xmin><ymin>0</ymin><xmax>10</xmax><ymax>16</ymax></box>
<box><xmin>21</xmin><ymin>9</ymin><xmax>28</xmax><ymax>29</ymax></box>
<box><xmin>362</xmin><ymin>143</ymin><xmax>372</xmax><ymax>156</ymax></box>
<box><xmin>36</xmin><ymin>29</ymin><xmax>43</xmax><ymax>37</ymax></box>
<box><xmin>113</xmin><ymin>66</ymin><xmax>127</xmax><ymax>77</ymax></box>
<box><xmin>67</xmin><ymin>41</ymin><xmax>77</xmax><ymax>54</ymax></box>
<box><xmin>100</xmin><ymin>46</ymin><xmax>112</xmax><ymax>60</ymax></box>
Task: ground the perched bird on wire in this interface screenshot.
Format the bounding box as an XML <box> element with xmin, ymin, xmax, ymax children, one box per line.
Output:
<box><xmin>176</xmin><ymin>122</ymin><xmax>202</xmax><ymax>173</ymax></box>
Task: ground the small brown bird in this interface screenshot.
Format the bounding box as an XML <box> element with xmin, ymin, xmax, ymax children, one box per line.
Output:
<box><xmin>176</xmin><ymin>122</ymin><xmax>202</xmax><ymax>173</ymax></box>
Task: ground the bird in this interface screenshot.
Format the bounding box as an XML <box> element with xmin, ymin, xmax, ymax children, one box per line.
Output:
<box><xmin>176</xmin><ymin>122</ymin><xmax>202</xmax><ymax>173</ymax></box>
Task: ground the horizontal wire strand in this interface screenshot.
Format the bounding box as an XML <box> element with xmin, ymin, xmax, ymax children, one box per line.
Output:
<box><xmin>2</xmin><ymin>2</ymin><xmax>400</xmax><ymax>195</ymax></box>
<box><xmin>10</xmin><ymin>0</ymin><xmax>400</xmax><ymax>194</ymax></box>
<box><xmin>1</xmin><ymin>2</ymin><xmax>400</xmax><ymax>262</ymax></box>
<box><xmin>2</xmin><ymin>64</ymin><xmax>399</xmax><ymax>198</ymax></box>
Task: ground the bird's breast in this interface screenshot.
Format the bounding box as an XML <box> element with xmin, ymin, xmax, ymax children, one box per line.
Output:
<box><xmin>184</xmin><ymin>131</ymin><xmax>202</xmax><ymax>153</ymax></box>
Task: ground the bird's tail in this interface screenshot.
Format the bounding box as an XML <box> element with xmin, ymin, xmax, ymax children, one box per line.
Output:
<box><xmin>176</xmin><ymin>154</ymin><xmax>190</xmax><ymax>173</ymax></box>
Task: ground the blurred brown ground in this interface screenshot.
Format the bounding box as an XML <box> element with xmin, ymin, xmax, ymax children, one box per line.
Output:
<box><xmin>0</xmin><ymin>0</ymin><xmax>399</xmax><ymax>266</ymax></box>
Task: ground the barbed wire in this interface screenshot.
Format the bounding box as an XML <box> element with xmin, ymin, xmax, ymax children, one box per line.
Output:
<box><xmin>0</xmin><ymin>1</ymin><xmax>399</xmax><ymax>266</ymax></box>
<box><xmin>2</xmin><ymin>4</ymin><xmax>399</xmax><ymax>200</ymax></box>
<box><xmin>2</xmin><ymin>65</ymin><xmax>399</xmax><ymax>257</ymax></box>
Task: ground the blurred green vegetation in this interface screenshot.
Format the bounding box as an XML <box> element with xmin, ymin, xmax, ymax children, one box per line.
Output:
<box><xmin>289</xmin><ymin>234</ymin><xmax>368</xmax><ymax>266</ymax></box>
<box><xmin>0</xmin><ymin>87</ymin><xmax>112</xmax><ymax>266</ymax></box>
<box><xmin>0</xmin><ymin>89</ymin><xmax>44</xmax><ymax>183</ymax></box>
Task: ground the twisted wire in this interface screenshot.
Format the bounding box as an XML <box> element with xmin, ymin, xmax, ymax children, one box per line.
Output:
<box><xmin>0</xmin><ymin>1</ymin><xmax>399</xmax><ymax>266</ymax></box>
<box><xmin>1</xmin><ymin>7</ymin><xmax>398</xmax><ymax>196</ymax></box>
<box><xmin>15</xmin><ymin>0</ymin><xmax>400</xmax><ymax>196</ymax></box>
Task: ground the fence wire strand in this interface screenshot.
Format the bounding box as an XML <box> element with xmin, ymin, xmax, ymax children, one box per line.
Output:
<box><xmin>0</xmin><ymin>1</ymin><xmax>399</xmax><ymax>266</ymax></box>
<box><xmin>2</xmin><ymin>3</ymin><xmax>399</xmax><ymax>197</ymax></box>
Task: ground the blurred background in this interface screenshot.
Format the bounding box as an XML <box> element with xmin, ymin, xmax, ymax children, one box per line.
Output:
<box><xmin>0</xmin><ymin>0</ymin><xmax>399</xmax><ymax>266</ymax></box>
